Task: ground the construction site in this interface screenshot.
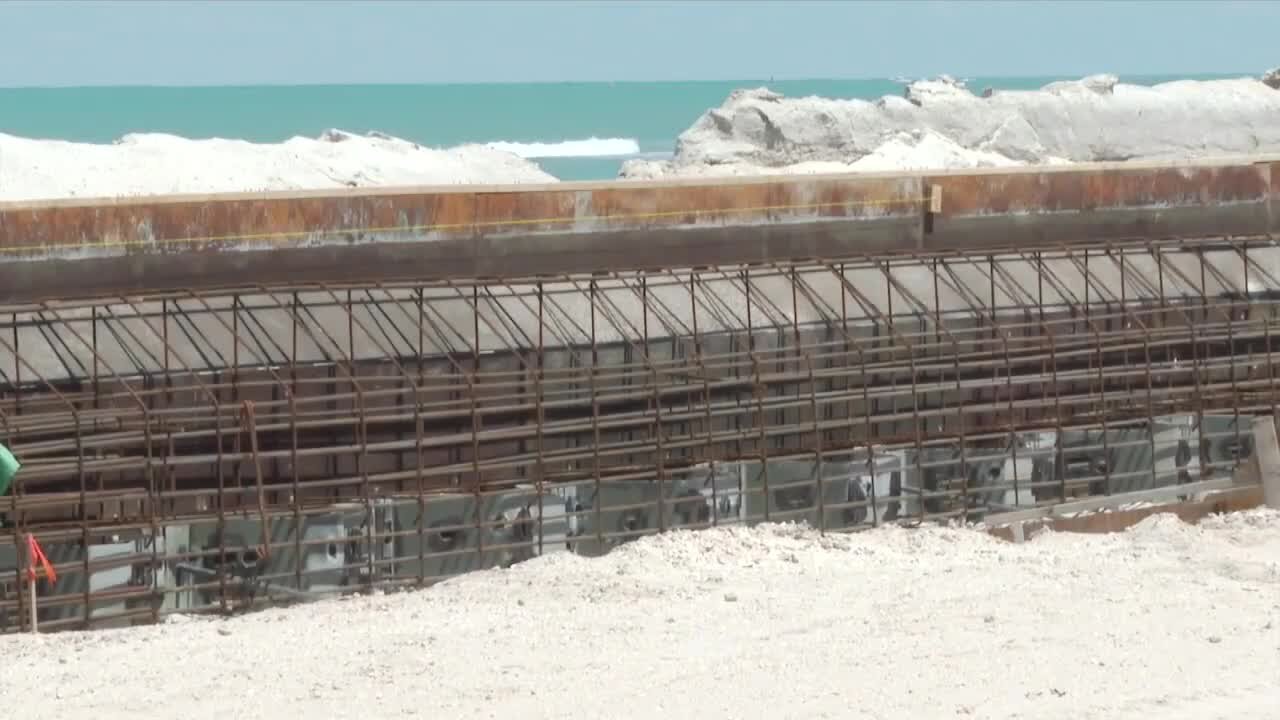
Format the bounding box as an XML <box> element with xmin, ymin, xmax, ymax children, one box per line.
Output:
<box><xmin>1</xmin><ymin>156</ymin><xmax>1278</xmax><ymax>633</ymax></box>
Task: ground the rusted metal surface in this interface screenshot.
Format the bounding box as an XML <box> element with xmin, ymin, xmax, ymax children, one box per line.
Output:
<box><xmin>933</xmin><ymin>162</ymin><xmax>1270</xmax><ymax>218</ymax></box>
<box><xmin>1</xmin><ymin>158</ymin><xmax>1277</xmax><ymax>302</ymax></box>
<box><xmin>0</xmin><ymin>175</ymin><xmax>922</xmax><ymax>262</ymax></box>
<box><xmin>1266</xmin><ymin>160</ymin><xmax>1279</xmax><ymax>235</ymax></box>
<box><xmin>927</xmin><ymin>161</ymin><xmax>1274</xmax><ymax>252</ymax></box>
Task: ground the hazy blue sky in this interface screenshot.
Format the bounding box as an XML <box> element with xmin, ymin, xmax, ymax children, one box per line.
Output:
<box><xmin>2</xmin><ymin>0</ymin><xmax>1276</xmax><ymax>87</ymax></box>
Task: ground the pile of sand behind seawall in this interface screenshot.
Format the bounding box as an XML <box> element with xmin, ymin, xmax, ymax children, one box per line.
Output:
<box><xmin>0</xmin><ymin>129</ymin><xmax>556</xmax><ymax>203</ymax></box>
<box><xmin>2</xmin><ymin>510</ymin><xmax>1276</xmax><ymax>719</ymax></box>
<box><xmin>621</xmin><ymin>71</ymin><xmax>1280</xmax><ymax>179</ymax></box>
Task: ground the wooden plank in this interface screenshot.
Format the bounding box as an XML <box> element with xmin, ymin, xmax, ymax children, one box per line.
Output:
<box><xmin>986</xmin><ymin>486</ymin><xmax>1264</xmax><ymax>542</ymax></box>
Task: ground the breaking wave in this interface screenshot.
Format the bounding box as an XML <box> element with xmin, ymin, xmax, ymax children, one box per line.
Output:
<box><xmin>484</xmin><ymin>137</ymin><xmax>641</xmax><ymax>158</ymax></box>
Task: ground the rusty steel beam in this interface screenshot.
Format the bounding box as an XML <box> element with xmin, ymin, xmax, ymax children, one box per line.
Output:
<box><xmin>0</xmin><ymin>157</ymin><xmax>1277</xmax><ymax>303</ymax></box>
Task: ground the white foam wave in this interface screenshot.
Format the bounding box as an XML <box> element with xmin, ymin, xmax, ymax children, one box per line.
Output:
<box><xmin>484</xmin><ymin>137</ymin><xmax>641</xmax><ymax>159</ymax></box>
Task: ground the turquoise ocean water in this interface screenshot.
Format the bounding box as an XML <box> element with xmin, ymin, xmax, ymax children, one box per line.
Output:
<box><xmin>0</xmin><ymin>75</ymin><xmax>1238</xmax><ymax>181</ymax></box>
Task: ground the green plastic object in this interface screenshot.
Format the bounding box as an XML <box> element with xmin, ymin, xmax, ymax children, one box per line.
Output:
<box><xmin>0</xmin><ymin>443</ymin><xmax>19</xmax><ymax>496</ymax></box>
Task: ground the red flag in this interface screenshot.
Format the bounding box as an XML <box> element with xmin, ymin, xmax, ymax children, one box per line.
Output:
<box><xmin>25</xmin><ymin>534</ymin><xmax>56</xmax><ymax>585</ymax></box>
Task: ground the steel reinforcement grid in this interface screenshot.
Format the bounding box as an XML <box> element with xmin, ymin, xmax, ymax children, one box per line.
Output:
<box><xmin>0</xmin><ymin>235</ymin><xmax>1276</xmax><ymax>632</ymax></box>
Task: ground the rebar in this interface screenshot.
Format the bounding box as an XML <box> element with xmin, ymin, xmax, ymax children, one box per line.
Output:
<box><xmin>0</xmin><ymin>236</ymin><xmax>1276</xmax><ymax>631</ymax></box>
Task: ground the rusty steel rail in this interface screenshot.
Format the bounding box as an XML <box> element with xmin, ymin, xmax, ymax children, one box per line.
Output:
<box><xmin>0</xmin><ymin>156</ymin><xmax>1276</xmax><ymax>303</ymax></box>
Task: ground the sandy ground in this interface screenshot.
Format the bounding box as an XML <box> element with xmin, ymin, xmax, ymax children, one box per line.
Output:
<box><xmin>1</xmin><ymin>511</ymin><xmax>1277</xmax><ymax>719</ymax></box>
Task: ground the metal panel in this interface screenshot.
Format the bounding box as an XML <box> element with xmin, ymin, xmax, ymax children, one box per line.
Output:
<box><xmin>1</xmin><ymin>158</ymin><xmax>1275</xmax><ymax>301</ymax></box>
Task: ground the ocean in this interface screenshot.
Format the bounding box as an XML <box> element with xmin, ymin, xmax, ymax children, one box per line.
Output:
<box><xmin>0</xmin><ymin>74</ymin><xmax>1238</xmax><ymax>181</ymax></box>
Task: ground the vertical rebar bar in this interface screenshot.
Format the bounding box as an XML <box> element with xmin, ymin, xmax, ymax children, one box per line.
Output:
<box><xmin>535</xmin><ymin>282</ymin><xmax>546</xmax><ymax>556</ymax></box>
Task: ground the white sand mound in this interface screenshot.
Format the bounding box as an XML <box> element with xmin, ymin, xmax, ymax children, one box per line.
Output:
<box><xmin>621</xmin><ymin>73</ymin><xmax>1280</xmax><ymax>179</ymax></box>
<box><xmin>0</xmin><ymin>129</ymin><xmax>557</xmax><ymax>203</ymax></box>
<box><xmin>3</xmin><ymin>510</ymin><xmax>1277</xmax><ymax>719</ymax></box>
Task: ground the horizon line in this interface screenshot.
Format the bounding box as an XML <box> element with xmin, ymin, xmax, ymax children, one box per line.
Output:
<box><xmin>0</xmin><ymin>71</ymin><xmax>1256</xmax><ymax>91</ymax></box>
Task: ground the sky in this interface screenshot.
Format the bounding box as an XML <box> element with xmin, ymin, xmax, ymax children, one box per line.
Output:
<box><xmin>1</xmin><ymin>0</ymin><xmax>1277</xmax><ymax>87</ymax></box>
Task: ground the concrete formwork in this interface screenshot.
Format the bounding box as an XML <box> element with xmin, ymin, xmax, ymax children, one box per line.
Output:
<box><xmin>0</xmin><ymin>157</ymin><xmax>1275</xmax><ymax>632</ymax></box>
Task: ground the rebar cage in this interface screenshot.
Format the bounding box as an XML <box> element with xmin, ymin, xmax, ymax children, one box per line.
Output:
<box><xmin>1</xmin><ymin>236</ymin><xmax>1276</xmax><ymax>631</ymax></box>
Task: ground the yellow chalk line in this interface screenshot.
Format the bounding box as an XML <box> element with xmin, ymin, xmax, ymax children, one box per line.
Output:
<box><xmin>0</xmin><ymin>196</ymin><xmax>927</xmax><ymax>256</ymax></box>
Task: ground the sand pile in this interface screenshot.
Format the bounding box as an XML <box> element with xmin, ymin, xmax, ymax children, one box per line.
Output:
<box><xmin>0</xmin><ymin>129</ymin><xmax>556</xmax><ymax>203</ymax></box>
<box><xmin>621</xmin><ymin>72</ymin><xmax>1280</xmax><ymax>179</ymax></box>
<box><xmin>2</xmin><ymin>510</ymin><xmax>1277</xmax><ymax>719</ymax></box>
